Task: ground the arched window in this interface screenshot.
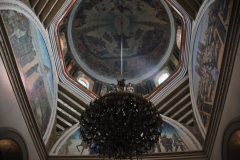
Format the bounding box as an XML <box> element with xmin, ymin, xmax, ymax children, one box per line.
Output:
<box><xmin>78</xmin><ymin>77</ymin><xmax>90</xmax><ymax>89</ymax></box>
<box><xmin>158</xmin><ymin>72</ymin><xmax>170</xmax><ymax>85</ymax></box>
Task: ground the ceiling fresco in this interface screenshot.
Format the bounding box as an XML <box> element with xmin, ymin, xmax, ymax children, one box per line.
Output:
<box><xmin>55</xmin><ymin>118</ymin><xmax>200</xmax><ymax>156</ymax></box>
<box><xmin>70</xmin><ymin>0</ymin><xmax>172</xmax><ymax>81</ymax></box>
<box><xmin>191</xmin><ymin>0</ymin><xmax>233</xmax><ymax>130</ymax></box>
<box><xmin>1</xmin><ymin>10</ymin><xmax>54</xmax><ymax>137</ymax></box>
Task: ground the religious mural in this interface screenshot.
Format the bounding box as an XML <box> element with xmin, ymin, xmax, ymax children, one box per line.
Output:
<box><xmin>1</xmin><ymin>10</ymin><xmax>54</xmax><ymax>136</ymax></box>
<box><xmin>71</xmin><ymin>0</ymin><xmax>171</xmax><ymax>80</ymax></box>
<box><xmin>192</xmin><ymin>0</ymin><xmax>233</xmax><ymax>130</ymax></box>
<box><xmin>57</xmin><ymin>120</ymin><xmax>197</xmax><ymax>155</ymax></box>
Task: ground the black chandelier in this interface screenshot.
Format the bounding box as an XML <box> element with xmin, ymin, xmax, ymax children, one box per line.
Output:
<box><xmin>79</xmin><ymin>15</ymin><xmax>162</xmax><ymax>159</ymax></box>
<box><xmin>79</xmin><ymin>79</ymin><xmax>163</xmax><ymax>159</ymax></box>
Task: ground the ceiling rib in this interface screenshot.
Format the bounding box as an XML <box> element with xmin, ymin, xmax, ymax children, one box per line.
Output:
<box><xmin>156</xmin><ymin>75</ymin><xmax>194</xmax><ymax>126</ymax></box>
<box><xmin>176</xmin><ymin>0</ymin><xmax>204</xmax><ymax>20</ymax></box>
<box><xmin>28</xmin><ymin>0</ymin><xmax>67</xmax><ymax>28</ymax></box>
<box><xmin>56</xmin><ymin>82</ymin><xmax>87</xmax><ymax>132</ymax></box>
<box><xmin>29</xmin><ymin>0</ymin><xmax>39</xmax><ymax>8</ymax></box>
<box><xmin>35</xmin><ymin>0</ymin><xmax>48</xmax><ymax>16</ymax></box>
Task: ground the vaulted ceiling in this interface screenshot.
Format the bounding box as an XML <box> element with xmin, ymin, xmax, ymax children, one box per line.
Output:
<box><xmin>0</xmin><ymin>0</ymin><xmax>239</xmax><ymax>159</ymax></box>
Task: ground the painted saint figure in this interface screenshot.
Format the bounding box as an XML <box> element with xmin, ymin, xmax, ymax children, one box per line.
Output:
<box><xmin>160</xmin><ymin>135</ymin><xmax>173</xmax><ymax>152</ymax></box>
<box><xmin>172</xmin><ymin>133</ymin><xmax>184</xmax><ymax>151</ymax></box>
<box><xmin>112</xmin><ymin>32</ymin><xmax>133</xmax><ymax>49</ymax></box>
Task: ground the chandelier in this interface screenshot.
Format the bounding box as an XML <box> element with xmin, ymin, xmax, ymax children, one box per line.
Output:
<box><xmin>79</xmin><ymin>15</ymin><xmax>162</xmax><ymax>159</ymax></box>
<box><xmin>79</xmin><ymin>79</ymin><xmax>162</xmax><ymax>159</ymax></box>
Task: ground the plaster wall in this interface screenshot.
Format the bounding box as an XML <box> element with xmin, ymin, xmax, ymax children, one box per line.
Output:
<box><xmin>0</xmin><ymin>56</ymin><xmax>40</xmax><ymax>160</ymax></box>
<box><xmin>210</xmin><ymin>40</ymin><xmax>240</xmax><ymax>159</ymax></box>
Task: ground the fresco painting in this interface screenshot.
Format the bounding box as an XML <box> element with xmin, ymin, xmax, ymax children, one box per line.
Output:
<box><xmin>192</xmin><ymin>0</ymin><xmax>233</xmax><ymax>130</ymax></box>
<box><xmin>57</xmin><ymin>121</ymin><xmax>195</xmax><ymax>155</ymax></box>
<box><xmin>1</xmin><ymin>10</ymin><xmax>54</xmax><ymax>136</ymax></box>
<box><xmin>71</xmin><ymin>0</ymin><xmax>171</xmax><ymax>80</ymax></box>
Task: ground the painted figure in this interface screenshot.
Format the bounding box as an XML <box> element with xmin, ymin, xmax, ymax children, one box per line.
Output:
<box><xmin>110</xmin><ymin>5</ymin><xmax>132</xmax><ymax>13</ymax></box>
<box><xmin>172</xmin><ymin>133</ymin><xmax>184</xmax><ymax>151</ymax></box>
<box><xmin>160</xmin><ymin>135</ymin><xmax>173</xmax><ymax>152</ymax></box>
<box><xmin>112</xmin><ymin>32</ymin><xmax>133</xmax><ymax>49</ymax></box>
<box><xmin>76</xmin><ymin>136</ymin><xmax>88</xmax><ymax>155</ymax></box>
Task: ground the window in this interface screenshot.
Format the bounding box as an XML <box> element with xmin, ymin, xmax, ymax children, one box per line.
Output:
<box><xmin>78</xmin><ymin>77</ymin><xmax>89</xmax><ymax>89</ymax></box>
<box><xmin>158</xmin><ymin>72</ymin><xmax>170</xmax><ymax>84</ymax></box>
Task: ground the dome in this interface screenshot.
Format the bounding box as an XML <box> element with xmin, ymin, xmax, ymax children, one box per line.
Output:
<box><xmin>67</xmin><ymin>0</ymin><xmax>175</xmax><ymax>84</ymax></box>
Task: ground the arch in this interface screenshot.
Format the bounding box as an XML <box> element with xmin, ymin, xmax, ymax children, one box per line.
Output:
<box><xmin>0</xmin><ymin>127</ymin><xmax>28</xmax><ymax>160</ymax></box>
<box><xmin>0</xmin><ymin>0</ymin><xmax>58</xmax><ymax>144</ymax></box>
<box><xmin>188</xmin><ymin>0</ymin><xmax>234</xmax><ymax>138</ymax></box>
<box><xmin>50</xmin><ymin>115</ymin><xmax>202</xmax><ymax>155</ymax></box>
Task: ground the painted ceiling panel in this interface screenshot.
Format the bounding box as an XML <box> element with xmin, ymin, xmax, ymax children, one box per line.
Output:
<box><xmin>68</xmin><ymin>0</ymin><xmax>174</xmax><ymax>83</ymax></box>
<box><xmin>190</xmin><ymin>0</ymin><xmax>234</xmax><ymax>131</ymax></box>
<box><xmin>1</xmin><ymin>10</ymin><xmax>55</xmax><ymax>137</ymax></box>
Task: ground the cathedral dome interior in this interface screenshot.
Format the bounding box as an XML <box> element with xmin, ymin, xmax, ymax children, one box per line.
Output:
<box><xmin>58</xmin><ymin>0</ymin><xmax>183</xmax><ymax>96</ymax></box>
<box><xmin>0</xmin><ymin>0</ymin><xmax>239</xmax><ymax>160</ymax></box>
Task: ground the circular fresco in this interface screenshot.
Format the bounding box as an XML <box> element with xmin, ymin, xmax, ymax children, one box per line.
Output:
<box><xmin>69</xmin><ymin>0</ymin><xmax>174</xmax><ymax>83</ymax></box>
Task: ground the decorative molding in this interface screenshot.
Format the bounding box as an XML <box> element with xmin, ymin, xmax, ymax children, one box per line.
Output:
<box><xmin>188</xmin><ymin>0</ymin><xmax>215</xmax><ymax>139</ymax></box>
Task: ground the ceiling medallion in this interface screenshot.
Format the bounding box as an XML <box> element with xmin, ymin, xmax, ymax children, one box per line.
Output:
<box><xmin>80</xmin><ymin>79</ymin><xmax>163</xmax><ymax>159</ymax></box>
